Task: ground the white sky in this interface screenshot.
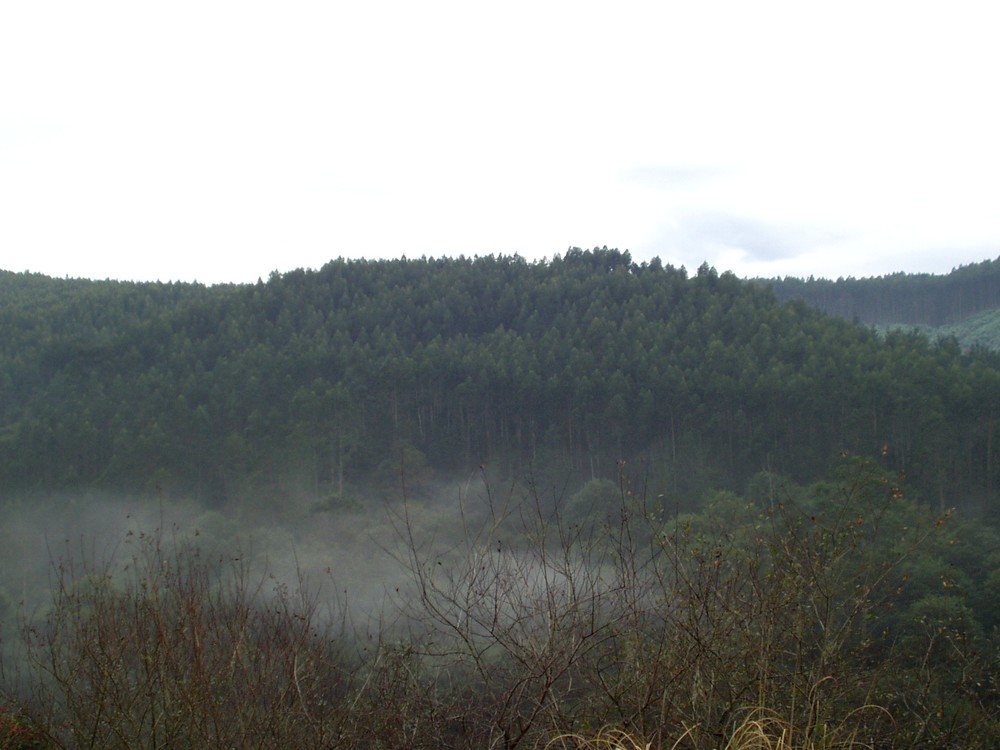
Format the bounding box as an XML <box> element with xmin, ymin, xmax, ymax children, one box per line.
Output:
<box><xmin>2</xmin><ymin>1</ymin><xmax>998</xmax><ymax>285</ymax></box>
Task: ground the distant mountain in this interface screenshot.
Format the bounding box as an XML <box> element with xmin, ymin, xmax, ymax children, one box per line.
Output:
<box><xmin>760</xmin><ymin>256</ymin><xmax>1000</xmax><ymax>349</ymax></box>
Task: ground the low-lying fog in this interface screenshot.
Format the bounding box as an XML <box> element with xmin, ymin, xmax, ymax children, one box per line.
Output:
<box><xmin>0</xmin><ymin>467</ymin><xmax>601</xmax><ymax>646</ymax></box>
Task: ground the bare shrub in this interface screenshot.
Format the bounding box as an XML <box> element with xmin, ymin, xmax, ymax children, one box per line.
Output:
<box><xmin>14</xmin><ymin>524</ymin><xmax>357</xmax><ymax>749</ymax></box>
<box><xmin>394</xmin><ymin>459</ymin><xmax>955</xmax><ymax>749</ymax></box>
<box><xmin>4</xmin><ymin>457</ymin><xmax>993</xmax><ymax>748</ymax></box>
<box><xmin>393</xmin><ymin>477</ymin><xmax>633</xmax><ymax>749</ymax></box>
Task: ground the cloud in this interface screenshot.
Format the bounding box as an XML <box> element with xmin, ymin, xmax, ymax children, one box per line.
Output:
<box><xmin>655</xmin><ymin>212</ymin><xmax>846</xmax><ymax>264</ymax></box>
<box><xmin>2</xmin><ymin>3</ymin><xmax>999</xmax><ymax>283</ymax></box>
<box><xmin>621</xmin><ymin>164</ymin><xmax>725</xmax><ymax>192</ymax></box>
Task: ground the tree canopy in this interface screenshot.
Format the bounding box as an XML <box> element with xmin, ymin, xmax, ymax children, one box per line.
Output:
<box><xmin>1</xmin><ymin>249</ymin><xmax>999</xmax><ymax>522</ymax></box>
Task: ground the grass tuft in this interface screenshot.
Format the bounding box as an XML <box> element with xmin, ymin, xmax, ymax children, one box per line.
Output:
<box><xmin>540</xmin><ymin>706</ymin><xmax>892</xmax><ymax>750</ymax></box>
<box><xmin>543</xmin><ymin>725</ymin><xmax>695</xmax><ymax>750</ymax></box>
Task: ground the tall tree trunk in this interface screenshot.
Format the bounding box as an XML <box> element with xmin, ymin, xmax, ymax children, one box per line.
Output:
<box><xmin>987</xmin><ymin>415</ymin><xmax>994</xmax><ymax>504</ymax></box>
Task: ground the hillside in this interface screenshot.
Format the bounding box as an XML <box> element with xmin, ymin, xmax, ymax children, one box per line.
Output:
<box><xmin>2</xmin><ymin>248</ymin><xmax>1000</xmax><ymax>520</ymax></box>
<box><xmin>762</xmin><ymin>256</ymin><xmax>1000</xmax><ymax>327</ymax></box>
<box><xmin>869</xmin><ymin>306</ymin><xmax>1000</xmax><ymax>352</ymax></box>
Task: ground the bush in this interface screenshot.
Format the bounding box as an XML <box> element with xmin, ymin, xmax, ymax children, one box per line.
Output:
<box><xmin>0</xmin><ymin>703</ymin><xmax>48</xmax><ymax>749</ymax></box>
<box><xmin>4</xmin><ymin>457</ymin><xmax>999</xmax><ymax>748</ymax></box>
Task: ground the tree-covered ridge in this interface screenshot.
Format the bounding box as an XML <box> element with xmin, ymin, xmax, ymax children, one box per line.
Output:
<box><xmin>871</xmin><ymin>306</ymin><xmax>1000</xmax><ymax>353</ymax></box>
<box><xmin>1</xmin><ymin>249</ymin><xmax>999</xmax><ymax>521</ymax></box>
<box><xmin>763</xmin><ymin>256</ymin><xmax>1000</xmax><ymax>326</ymax></box>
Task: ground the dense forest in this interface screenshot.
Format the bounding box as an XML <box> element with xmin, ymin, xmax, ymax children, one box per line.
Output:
<box><xmin>763</xmin><ymin>256</ymin><xmax>1000</xmax><ymax>326</ymax></box>
<box><xmin>2</xmin><ymin>248</ymin><xmax>1000</xmax><ymax>748</ymax></box>
<box><xmin>3</xmin><ymin>248</ymin><xmax>1000</xmax><ymax>517</ymax></box>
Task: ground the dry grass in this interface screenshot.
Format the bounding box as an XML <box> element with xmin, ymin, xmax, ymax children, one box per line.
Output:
<box><xmin>542</xmin><ymin>725</ymin><xmax>695</xmax><ymax>750</ymax></box>
<box><xmin>540</xmin><ymin>706</ymin><xmax>892</xmax><ymax>750</ymax></box>
<box><xmin>542</xmin><ymin>726</ymin><xmax>657</xmax><ymax>750</ymax></box>
<box><xmin>722</xmin><ymin>707</ymin><xmax>893</xmax><ymax>750</ymax></box>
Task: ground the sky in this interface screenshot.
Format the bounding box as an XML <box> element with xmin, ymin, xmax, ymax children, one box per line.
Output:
<box><xmin>2</xmin><ymin>1</ymin><xmax>999</xmax><ymax>286</ymax></box>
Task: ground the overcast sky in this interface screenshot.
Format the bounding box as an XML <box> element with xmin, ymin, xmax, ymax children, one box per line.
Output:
<box><xmin>2</xmin><ymin>1</ymin><xmax>998</xmax><ymax>285</ymax></box>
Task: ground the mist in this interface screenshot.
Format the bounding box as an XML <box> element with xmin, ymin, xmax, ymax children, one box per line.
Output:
<box><xmin>0</xmin><ymin>467</ymin><xmax>551</xmax><ymax>644</ymax></box>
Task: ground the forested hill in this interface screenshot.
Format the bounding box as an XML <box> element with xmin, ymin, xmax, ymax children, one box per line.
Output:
<box><xmin>761</xmin><ymin>256</ymin><xmax>1000</xmax><ymax>326</ymax></box>
<box><xmin>2</xmin><ymin>248</ymin><xmax>1000</xmax><ymax>519</ymax></box>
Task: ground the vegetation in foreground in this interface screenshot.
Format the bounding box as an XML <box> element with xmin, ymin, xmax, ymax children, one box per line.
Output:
<box><xmin>2</xmin><ymin>457</ymin><xmax>997</xmax><ymax>748</ymax></box>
